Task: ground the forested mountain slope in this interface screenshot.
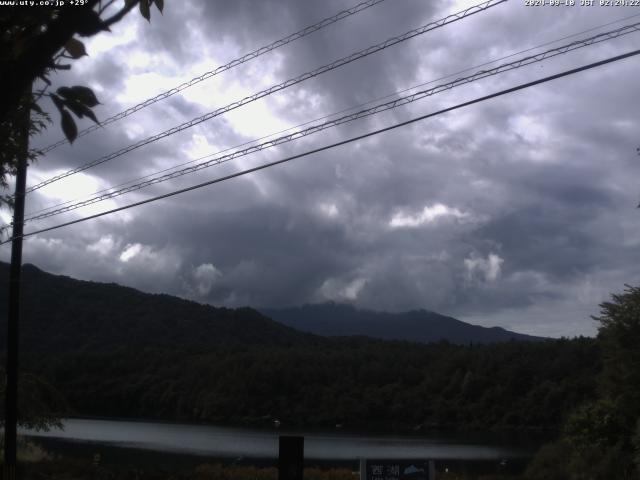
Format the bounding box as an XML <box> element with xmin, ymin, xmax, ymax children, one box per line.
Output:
<box><xmin>262</xmin><ymin>303</ymin><xmax>545</xmax><ymax>344</ymax></box>
<box><xmin>0</xmin><ymin>262</ymin><xmax>319</xmax><ymax>352</ymax></box>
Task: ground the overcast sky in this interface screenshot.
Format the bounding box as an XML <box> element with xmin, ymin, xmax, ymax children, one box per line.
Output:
<box><xmin>2</xmin><ymin>0</ymin><xmax>640</xmax><ymax>337</ymax></box>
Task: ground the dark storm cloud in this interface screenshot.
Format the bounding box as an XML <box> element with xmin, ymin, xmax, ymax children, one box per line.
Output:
<box><xmin>4</xmin><ymin>0</ymin><xmax>640</xmax><ymax>337</ymax></box>
<box><xmin>196</xmin><ymin>0</ymin><xmax>440</xmax><ymax>111</ymax></box>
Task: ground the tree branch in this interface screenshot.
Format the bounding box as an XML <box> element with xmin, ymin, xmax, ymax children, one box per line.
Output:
<box><xmin>0</xmin><ymin>0</ymin><xmax>139</xmax><ymax>124</ymax></box>
<box><xmin>103</xmin><ymin>0</ymin><xmax>139</xmax><ymax>28</ymax></box>
<box><xmin>98</xmin><ymin>0</ymin><xmax>118</xmax><ymax>15</ymax></box>
<box><xmin>0</xmin><ymin>1</ymin><xmax>100</xmax><ymax>123</ymax></box>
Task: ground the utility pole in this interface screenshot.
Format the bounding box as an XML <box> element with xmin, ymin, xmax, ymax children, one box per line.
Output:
<box><xmin>3</xmin><ymin>96</ymin><xmax>30</xmax><ymax>478</ymax></box>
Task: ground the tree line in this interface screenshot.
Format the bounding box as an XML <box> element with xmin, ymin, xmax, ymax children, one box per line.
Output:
<box><xmin>19</xmin><ymin>336</ymin><xmax>599</xmax><ymax>433</ymax></box>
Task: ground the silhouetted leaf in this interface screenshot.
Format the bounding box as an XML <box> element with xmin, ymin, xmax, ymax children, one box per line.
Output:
<box><xmin>30</xmin><ymin>103</ymin><xmax>45</xmax><ymax>116</ymax></box>
<box><xmin>71</xmin><ymin>86</ymin><xmax>100</xmax><ymax>107</ymax></box>
<box><xmin>56</xmin><ymin>87</ymin><xmax>72</xmax><ymax>99</ymax></box>
<box><xmin>83</xmin><ymin>108</ymin><xmax>99</xmax><ymax>125</ymax></box>
<box><xmin>64</xmin><ymin>38</ymin><xmax>87</xmax><ymax>59</ymax></box>
<box><xmin>62</xmin><ymin>99</ymin><xmax>85</xmax><ymax>118</ymax></box>
<box><xmin>60</xmin><ymin>110</ymin><xmax>77</xmax><ymax>144</ymax></box>
<box><xmin>50</xmin><ymin>94</ymin><xmax>65</xmax><ymax>113</ymax></box>
<box><xmin>76</xmin><ymin>10</ymin><xmax>110</xmax><ymax>36</ymax></box>
<box><xmin>154</xmin><ymin>0</ymin><xmax>164</xmax><ymax>14</ymax></box>
<box><xmin>57</xmin><ymin>86</ymin><xmax>100</xmax><ymax>107</ymax></box>
<box><xmin>140</xmin><ymin>0</ymin><xmax>150</xmax><ymax>21</ymax></box>
<box><xmin>64</xmin><ymin>100</ymin><xmax>89</xmax><ymax>118</ymax></box>
<box><xmin>63</xmin><ymin>98</ymin><xmax>99</xmax><ymax>125</ymax></box>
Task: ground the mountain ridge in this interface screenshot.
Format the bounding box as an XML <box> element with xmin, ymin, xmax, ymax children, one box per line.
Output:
<box><xmin>0</xmin><ymin>262</ymin><xmax>320</xmax><ymax>352</ymax></box>
<box><xmin>260</xmin><ymin>302</ymin><xmax>546</xmax><ymax>344</ymax></box>
<box><xmin>0</xmin><ymin>262</ymin><xmax>543</xmax><ymax>352</ymax></box>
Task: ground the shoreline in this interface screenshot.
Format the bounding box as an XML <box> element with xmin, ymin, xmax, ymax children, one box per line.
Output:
<box><xmin>53</xmin><ymin>415</ymin><xmax>558</xmax><ymax>440</ymax></box>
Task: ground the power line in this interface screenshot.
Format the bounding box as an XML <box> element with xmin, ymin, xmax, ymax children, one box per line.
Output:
<box><xmin>56</xmin><ymin>0</ymin><xmax>609</xmax><ymax>163</ymax></box>
<box><xmin>37</xmin><ymin>0</ymin><xmax>389</xmax><ymax>154</ymax></box>
<box><xmin>25</xmin><ymin>11</ymin><xmax>640</xmax><ymax>219</ymax></box>
<box><xmin>22</xmin><ymin>21</ymin><xmax>640</xmax><ymax>224</ymax></box>
<box><xmin>23</xmin><ymin>0</ymin><xmax>506</xmax><ymax>196</ymax></box>
<box><xmin>4</xmin><ymin>47</ymin><xmax>638</xmax><ymax>245</ymax></box>
<box><xmin>28</xmin><ymin>0</ymin><xmax>504</xmax><ymax>194</ymax></box>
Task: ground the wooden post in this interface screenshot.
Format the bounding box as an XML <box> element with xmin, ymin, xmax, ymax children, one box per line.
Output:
<box><xmin>278</xmin><ymin>436</ymin><xmax>304</xmax><ymax>480</ymax></box>
<box><xmin>3</xmin><ymin>96</ymin><xmax>30</xmax><ymax>477</ymax></box>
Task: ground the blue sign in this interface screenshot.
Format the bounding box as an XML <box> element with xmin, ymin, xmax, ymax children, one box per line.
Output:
<box><xmin>361</xmin><ymin>459</ymin><xmax>435</xmax><ymax>480</ymax></box>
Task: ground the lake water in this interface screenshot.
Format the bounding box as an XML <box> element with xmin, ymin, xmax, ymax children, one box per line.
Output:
<box><xmin>22</xmin><ymin>418</ymin><xmax>538</xmax><ymax>462</ymax></box>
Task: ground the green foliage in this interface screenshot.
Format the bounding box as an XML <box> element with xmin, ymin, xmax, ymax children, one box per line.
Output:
<box><xmin>563</xmin><ymin>400</ymin><xmax>629</xmax><ymax>453</ymax></box>
<box><xmin>0</xmin><ymin>97</ymin><xmax>49</xmax><ymax>211</ymax></box>
<box><xmin>51</xmin><ymin>85</ymin><xmax>101</xmax><ymax>143</ymax></box>
<box><xmin>63</xmin><ymin>37</ymin><xmax>88</xmax><ymax>59</ymax></box>
<box><xmin>135</xmin><ymin>0</ymin><xmax>164</xmax><ymax>21</ymax></box>
<box><xmin>562</xmin><ymin>400</ymin><xmax>636</xmax><ymax>479</ymax></box>
<box><xmin>0</xmin><ymin>438</ymin><xmax>52</xmax><ymax>465</ymax></box>
<box><xmin>60</xmin><ymin>108</ymin><xmax>79</xmax><ymax>144</ymax></box>
<box><xmin>594</xmin><ymin>285</ymin><xmax>640</xmax><ymax>421</ymax></box>
<box><xmin>0</xmin><ymin>368</ymin><xmax>67</xmax><ymax>432</ymax></box>
<box><xmin>0</xmin><ymin>0</ymin><xmax>165</xmax><ymax>208</ymax></box>
<box><xmin>22</xmin><ymin>337</ymin><xmax>600</xmax><ymax>433</ymax></box>
<box><xmin>523</xmin><ymin>441</ymin><xmax>572</xmax><ymax>480</ymax></box>
<box><xmin>525</xmin><ymin>285</ymin><xmax>640</xmax><ymax>479</ymax></box>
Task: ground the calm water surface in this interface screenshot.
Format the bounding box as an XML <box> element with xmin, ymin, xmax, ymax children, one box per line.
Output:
<box><xmin>23</xmin><ymin>418</ymin><xmax>538</xmax><ymax>461</ymax></box>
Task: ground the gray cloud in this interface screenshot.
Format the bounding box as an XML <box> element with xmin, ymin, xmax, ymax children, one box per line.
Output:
<box><xmin>3</xmin><ymin>0</ymin><xmax>640</xmax><ymax>338</ymax></box>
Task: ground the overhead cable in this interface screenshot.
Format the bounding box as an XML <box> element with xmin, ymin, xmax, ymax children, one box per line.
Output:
<box><xmin>25</xmin><ymin>11</ymin><xmax>640</xmax><ymax>219</ymax></box>
<box><xmin>4</xmin><ymin>47</ymin><xmax>638</xmax><ymax>245</ymax></box>
<box><xmin>37</xmin><ymin>0</ymin><xmax>390</xmax><ymax>154</ymax></box>
<box><xmin>22</xmin><ymin>21</ymin><xmax>640</xmax><ymax>224</ymax></box>
<box><xmin>24</xmin><ymin>0</ymin><xmax>507</xmax><ymax>195</ymax></box>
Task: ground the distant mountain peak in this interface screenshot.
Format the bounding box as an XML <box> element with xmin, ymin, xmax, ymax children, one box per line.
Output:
<box><xmin>260</xmin><ymin>303</ymin><xmax>546</xmax><ymax>344</ymax></box>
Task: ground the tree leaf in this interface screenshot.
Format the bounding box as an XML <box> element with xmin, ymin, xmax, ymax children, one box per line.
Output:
<box><xmin>82</xmin><ymin>107</ymin><xmax>99</xmax><ymax>125</ymax></box>
<box><xmin>61</xmin><ymin>110</ymin><xmax>78</xmax><ymax>144</ymax></box>
<box><xmin>71</xmin><ymin>86</ymin><xmax>100</xmax><ymax>107</ymax></box>
<box><xmin>63</xmin><ymin>98</ymin><xmax>100</xmax><ymax>125</ymax></box>
<box><xmin>64</xmin><ymin>38</ymin><xmax>88</xmax><ymax>59</ymax></box>
<box><xmin>30</xmin><ymin>102</ymin><xmax>45</xmax><ymax>116</ymax></box>
<box><xmin>140</xmin><ymin>0</ymin><xmax>150</xmax><ymax>21</ymax></box>
<box><xmin>63</xmin><ymin>98</ymin><xmax>86</xmax><ymax>119</ymax></box>
<box><xmin>154</xmin><ymin>0</ymin><xmax>164</xmax><ymax>14</ymax></box>
<box><xmin>58</xmin><ymin>86</ymin><xmax>100</xmax><ymax>107</ymax></box>
<box><xmin>57</xmin><ymin>87</ymin><xmax>72</xmax><ymax>99</ymax></box>
<box><xmin>76</xmin><ymin>10</ymin><xmax>110</xmax><ymax>36</ymax></box>
<box><xmin>50</xmin><ymin>94</ymin><xmax>65</xmax><ymax>113</ymax></box>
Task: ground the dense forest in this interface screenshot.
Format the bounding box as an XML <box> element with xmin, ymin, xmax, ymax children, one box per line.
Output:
<box><xmin>20</xmin><ymin>337</ymin><xmax>599</xmax><ymax>432</ymax></box>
